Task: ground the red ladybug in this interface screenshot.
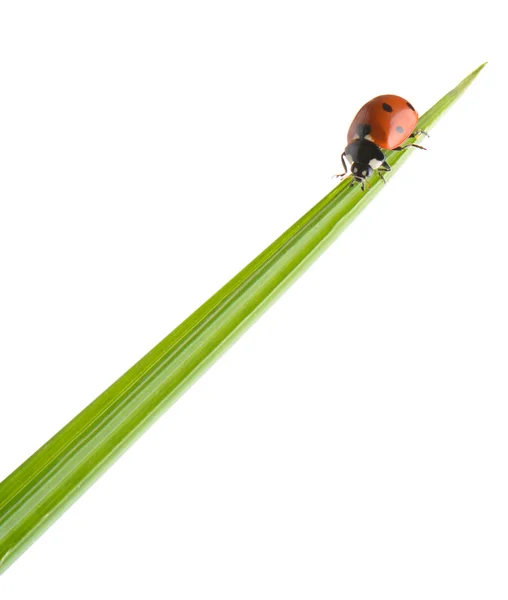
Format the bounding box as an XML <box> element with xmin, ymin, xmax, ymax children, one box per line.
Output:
<box><xmin>336</xmin><ymin>94</ymin><xmax>427</xmax><ymax>190</ymax></box>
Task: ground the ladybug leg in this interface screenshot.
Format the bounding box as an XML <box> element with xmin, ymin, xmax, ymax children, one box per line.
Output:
<box><xmin>391</xmin><ymin>143</ymin><xmax>427</xmax><ymax>151</ymax></box>
<box><xmin>333</xmin><ymin>152</ymin><xmax>349</xmax><ymax>179</ymax></box>
<box><xmin>361</xmin><ymin>179</ymin><xmax>371</xmax><ymax>192</ymax></box>
<box><xmin>410</xmin><ymin>129</ymin><xmax>430</xmax><ymax>138</ymax></box>
<box><xmin>376</xmin><ymin>160</ymin><xmax>391</xmax><ymax>184</ymax></box>
<box><xmin>350</xmin><ymin>179</ymin><xmax>368</xmax><ymax>191</ymax></box>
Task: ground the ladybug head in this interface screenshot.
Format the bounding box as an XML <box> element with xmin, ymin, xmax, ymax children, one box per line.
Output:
<box><xmin>351</xmin><ymin>163</ymin><xmax>373</xmax><ymax>184</ymax></box>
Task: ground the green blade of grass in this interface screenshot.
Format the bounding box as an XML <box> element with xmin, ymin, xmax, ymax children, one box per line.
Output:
<box><xmin>0</xmin><ymin>63</ymin><xmax>486</xmax><ymax>575</ymax></box>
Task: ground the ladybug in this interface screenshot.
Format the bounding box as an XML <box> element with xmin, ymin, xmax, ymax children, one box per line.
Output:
<box><xmin>336</xmin><ymin>94</ymin><xmax>427</xmax><ymax>190</ymax></box>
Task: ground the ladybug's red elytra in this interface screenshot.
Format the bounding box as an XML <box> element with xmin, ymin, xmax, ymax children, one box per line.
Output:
<box><xmin>336</xmin><ymin>94</ymin><xmax>428</xmax><ymax>190</ymax></box>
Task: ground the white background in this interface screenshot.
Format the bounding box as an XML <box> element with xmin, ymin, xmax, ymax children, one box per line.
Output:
<box><xmin>0</xmin><ymin>1</ymin><xmax>506</xmax><ymax>598</ymax></box>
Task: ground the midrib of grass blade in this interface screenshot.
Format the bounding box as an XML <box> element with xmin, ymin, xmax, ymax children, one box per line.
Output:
<box><xmin>0</xmin><ymin>62</ymin><xmax>486</xmax><ymax>575</ymax></box>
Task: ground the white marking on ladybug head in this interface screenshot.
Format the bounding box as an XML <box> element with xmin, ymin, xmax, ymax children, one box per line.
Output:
<box><xmin>362</xmin><ymin>170</ymin><xmax>367</xmax><ymax>176</ymax></box>
<box><xmin>346</xmin><ymin>154</ymin><xmax>353</xmax><ymax>165</ymax></box>
<box><xmin>353</xmin><ymin>166</ymin><xmax>358</xmax><ymax>173</ymax></box>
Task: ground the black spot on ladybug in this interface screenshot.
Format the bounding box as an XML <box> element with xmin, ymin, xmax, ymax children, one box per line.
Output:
<box><xmin>356</xmin><ymin>123</ymin><xmax>371</xmax><ymax>138</ymax></box>
<box><xmin>407</xmin><ymin>101</ymin><xmax>415</xmax><ymax>111</ymax></box>
<box><xmin>382</xmin><ymin>103</ymin><xmax>393</xmax><ymax>112</ymax></box>
<box><xmin>396</xmin><ymin>126</ymin><xmax>404</xmax><ymax>133</ymax></box>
